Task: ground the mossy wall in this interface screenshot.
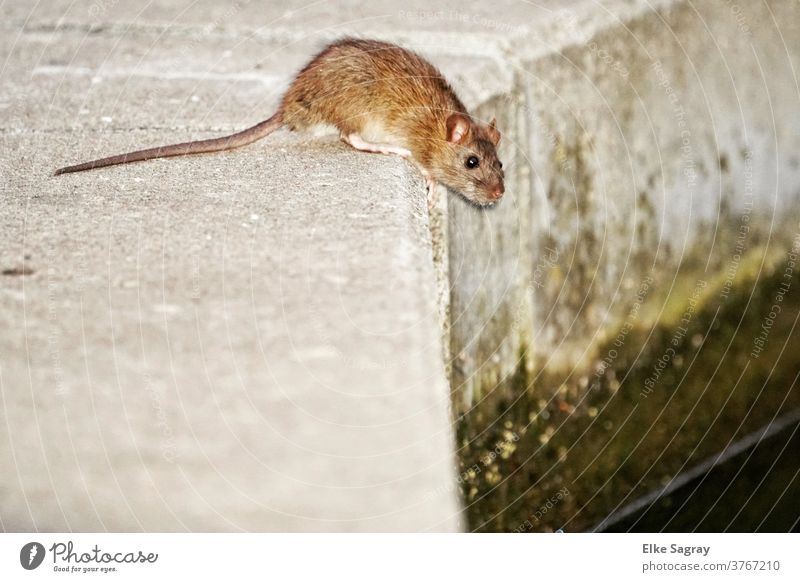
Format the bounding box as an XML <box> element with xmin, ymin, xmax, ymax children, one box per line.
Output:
<box><xmin>446</xmin><ymin>0</ymin><xmax>800</xmax><ymax>531</ymax></box>
<box><xmin>459</xmin><ymin>238</ymin><xmax>800</xmax><ymax>531</ymax></box>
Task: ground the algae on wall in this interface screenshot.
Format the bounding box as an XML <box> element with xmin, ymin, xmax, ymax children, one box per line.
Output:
<box><xmin>445</xmin><ymin>0</ymin><xmax>800</xmax><ymax>532</ymax></box>
<box><xmin>457</xmin><ymin>238</ymin><xmax>800</xmax><ymax>532</ymax></box>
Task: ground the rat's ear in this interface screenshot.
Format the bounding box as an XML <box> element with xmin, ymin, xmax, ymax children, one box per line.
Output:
<box><xmin>487</xmin><ymin>117</ymin><xmax>501</xmax><ymax>146</ymax></box>
<box><xmin>446</xmin><ymin>113</ymin><xmax>471</xmax><ymax>144</ymax></box>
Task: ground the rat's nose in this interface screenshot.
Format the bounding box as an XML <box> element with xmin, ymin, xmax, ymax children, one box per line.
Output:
<box><xmin>489</xmin><ymin>185</ymin><xmax>504</xmax><ymax>200</ymax></box>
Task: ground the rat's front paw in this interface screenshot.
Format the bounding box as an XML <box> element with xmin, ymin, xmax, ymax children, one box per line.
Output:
<box><xmin>426</xmin><ymin>178</ymin><xmax>438</xmax><ymax>211</ymax></box>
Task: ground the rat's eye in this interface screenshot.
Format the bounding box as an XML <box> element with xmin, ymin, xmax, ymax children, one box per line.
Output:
<box><xmin>465</xmin><ymin>155</ymin><xmax>480</xmax><ymax>169</ymax></box>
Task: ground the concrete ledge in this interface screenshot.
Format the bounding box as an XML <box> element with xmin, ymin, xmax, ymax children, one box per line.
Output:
<box><xmin>0</xmin><ymin>129</ymin><xmax>460</xmax><ymax>531</ymax></box>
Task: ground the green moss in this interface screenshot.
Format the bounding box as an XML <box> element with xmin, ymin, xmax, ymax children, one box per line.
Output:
<box><xmin>457</xmin><ymin>245</ymin><xmax>800</xmax><ymax>532</ymax></box>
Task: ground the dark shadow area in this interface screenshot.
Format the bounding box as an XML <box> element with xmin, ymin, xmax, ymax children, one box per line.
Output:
<box><xmin>604</xmin><ymin>422</ymin><xmax>800</xmax><ymax>532</ymax></box>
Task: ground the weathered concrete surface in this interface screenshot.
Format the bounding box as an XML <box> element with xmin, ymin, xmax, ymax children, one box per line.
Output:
<box><xmin>520</xmin><ymin>0</ymin><xmax>800</xmax><ymax>374</ymax></box>
<box><xmin>0</xmin><ymin>128</ymin><xmax>463</xmax><ymax>531</ymax></box>
<box><xmin>0</xmin><ymin>128</ymin><xmax>466</xmax><ymax>531</ymax></box>
<box><xmin>0</xmin><ymin>0</ymin><xmax>568</xmax><ymax>38</ymax></box>
<box><xmin>445</xmin><ymin>0</ymin><xmax>800</xmax><ymax>410</ymax></box>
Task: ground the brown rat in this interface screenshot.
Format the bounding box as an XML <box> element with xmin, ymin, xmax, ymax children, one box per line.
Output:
<box><xmin>55</xmin><ymin>38</ymin><xmax>505</xmax><ymax>206</ymax></box>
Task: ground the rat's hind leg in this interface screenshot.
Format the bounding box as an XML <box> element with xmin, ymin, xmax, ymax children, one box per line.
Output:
<box><xmin>343</xmin><ymin>133</ymin><xmax>411</xmax><ymax>158</ymax></box>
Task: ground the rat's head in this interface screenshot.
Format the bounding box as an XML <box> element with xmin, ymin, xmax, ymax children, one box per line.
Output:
<box><xmin>435</xmin><ymin>113</ymin><xmax>505</xmax><ymax>206</ymax></box>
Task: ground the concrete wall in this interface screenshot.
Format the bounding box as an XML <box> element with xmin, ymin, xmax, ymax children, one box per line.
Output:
<box><xmin>446</xmin><ymin>0</ymin><xmax>800</xmax><ymax>411</ymax></box>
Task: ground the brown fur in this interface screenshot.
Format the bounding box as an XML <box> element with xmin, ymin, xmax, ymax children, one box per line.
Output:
<box><xmin>282</xmin><ymin>38</ymin><xmax>504</xmax><ymax>204</ymax></box>
<box><xmin>55</xmin><ymin>38</ymin><xmax>505</xmax><ymax>205</ymax></box>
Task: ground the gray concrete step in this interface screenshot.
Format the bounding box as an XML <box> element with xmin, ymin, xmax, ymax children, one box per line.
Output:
<box><xmin>1</xmin><ymin>127</ymin><xmax>459</xmax><ymax>531</ymax></box>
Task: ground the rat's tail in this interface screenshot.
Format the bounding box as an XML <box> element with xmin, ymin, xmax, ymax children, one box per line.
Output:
<box><xmin>54</xmin><ymin>112</ymin><xmax>283</xmax><ymax>175</ymax></box>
